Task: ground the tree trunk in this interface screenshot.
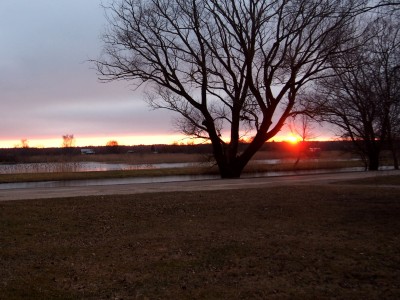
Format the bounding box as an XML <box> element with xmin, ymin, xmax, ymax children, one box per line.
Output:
<box><xmin>367</xmin><ymin>151</ymin><xmax>380</xmax><ymax>171</ymax></box>
<box><xmin>393</xmin><ymin>153</ymin><xmax>399</xmax><ymax>170</ymax></box>
<box><xmin>218</xmin><ymin>162</ymin><xmax>244</xmax><ymax>179</ymax></box>
<box><xmin>211</xmin><ymin>122</ymin><xmax>277</xmax><ymax>178</ymax></box>
<box><xmin>213</xmin><ymin>146</ymin><xmax>249</xmax><ymax>179</ymax></box>
<box><xmin>209</xmin><ymin>141</ymin><xmax>246</xmax><ymax>179</ymax></box>
<box><xmin>389</xmin><ymin>139</ymin><xmax>399</xmax><ymax>170</ymax></box>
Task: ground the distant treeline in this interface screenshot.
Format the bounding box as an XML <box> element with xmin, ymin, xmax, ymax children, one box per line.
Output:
<box><xmin>0</xmin><ymin>141</ymin><xmax>360</xmax><ymax>163</ymax></box>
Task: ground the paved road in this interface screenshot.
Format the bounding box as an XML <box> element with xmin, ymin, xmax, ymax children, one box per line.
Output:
<box><xmin>1</xmin><ymin>170</ymin><xmax>399</xmax><ymax>202</ymax></box>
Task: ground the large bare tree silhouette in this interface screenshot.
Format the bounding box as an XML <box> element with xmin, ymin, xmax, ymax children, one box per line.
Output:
<box><xmin>96</xmin><ymin>0</ymin><xmax>370</xmax><ymax>178</ymax></box>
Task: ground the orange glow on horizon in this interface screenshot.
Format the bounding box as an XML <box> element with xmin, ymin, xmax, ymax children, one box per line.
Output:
<box><xmin>273</xmin><ymin>133</ymin><xmax>302</xmax><ymax>145</ymax></box>
<box><xmin>270</xmin><ymin>134</ymin><xmax>332</xmax><ymax>143</ymax></box>
<box><xmin>0</xmin><ymin>133</ymin><xmax>334</xmax><ymax>149</ymax></box>
<box><xmin>0</xmin><ymin>134</ymin><xmax>191</xmax><ymax>149</ymax></box>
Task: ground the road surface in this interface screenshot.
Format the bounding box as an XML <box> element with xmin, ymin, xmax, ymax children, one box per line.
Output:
<box><xmin>1</xmin><ymin>170</ymin><xmax>399</xmax><ymax>202</ymax></box>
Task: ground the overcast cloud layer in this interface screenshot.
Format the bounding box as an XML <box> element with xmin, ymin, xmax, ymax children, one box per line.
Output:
<box><xmin>1</xmin><ymin>1</ymin><xmax>334</xmax><ymax>148</ymax></box>
<box><xmin>0</xmin><ymin>0</ymin><xmax>176</xmax><ymax>144</ymax></box>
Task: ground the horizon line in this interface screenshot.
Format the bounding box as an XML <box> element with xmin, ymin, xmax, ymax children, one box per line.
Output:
<box><xmin>0</xmin><ymin>136</ymin><xmax>337</xmax><ymax>149</ymax></box>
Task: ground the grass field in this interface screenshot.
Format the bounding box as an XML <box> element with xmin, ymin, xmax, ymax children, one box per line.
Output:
<box><xmin>1</xmin><ymin>177</ymin><xmax>399</xmax><ymax>299</ymax></box>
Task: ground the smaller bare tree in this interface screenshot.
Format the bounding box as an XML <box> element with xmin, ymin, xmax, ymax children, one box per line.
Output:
<box><xmin>106</xmin><ymin>140</ymin><xmax>120</xmax><ymax>153</ymax></box>
<box><xmin>106</xmin><ymin>140</ymin><xmax>118</xmax><ymax>147</ymax></box>
<box><xmin>288</xmin><ymin>115</ymin><xmax>317</xmax><ymax>167</ymax></box>
<box><xmin>62</xmin><ymin>134</ymin><xmax>75</xmax><ymax>148</ymax></box>
<box><xmin>307</xmin><ymin>13</ymin><xmax>400</xmax><ymax>170</ymax></box>
<box><xmin>387</xmin><ymin>65</ymin><xmax>400</xmax><ymax>169</ymax></box>
<box><xmin>15</xmin><ymin>139</ymin><xmax>30</xmax><ymax>149</ymax></box>
<box><xmin>21</xmin><ymin>138</ymin><xmax>29</xmax><ymax>148</ymax></box>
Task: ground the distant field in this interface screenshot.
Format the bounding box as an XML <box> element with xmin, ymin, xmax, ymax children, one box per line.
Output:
<box><xmin>1</xmin><ymin>179</ymin><xmax>399</xmax><ymax>299</ymax></box>
<box><xmin>0</xmin><ymin>150</ymin><xmax>366</xmax><ymax>183</ymax></box>
<box><xmin>1</xmin><ymin>150</ymin><xmax>355</xmax><ymax>164</ymax></box>
<box><xmin>2</xmin><ymin>152</ymin><xmax>209</xmax><ymax>164</ymax></box>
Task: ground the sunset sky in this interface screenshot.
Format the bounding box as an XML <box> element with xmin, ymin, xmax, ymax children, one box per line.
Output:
<box><xmin>0</xmin><ymin>0</ymin><xmax>332</xmax><ymax>149</ymax></box>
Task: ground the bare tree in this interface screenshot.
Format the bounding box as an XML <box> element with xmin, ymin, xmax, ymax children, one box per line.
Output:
<box><xmin>288</xmin><ymin>115</ymin><xmax>317</xmax><ymax>167</ymax></box>
<box><xmin>377</xmin><ymin>1</ymin><xmax>400</xmax><ymax>9</ymax></box>
<box><xmin>307</xmin><ymin>13</ymin><xmax>400</xmax><ymax>170</ymax></box>
<box><xmin>62</xmin><ymin>134</ymin><xmax>75</xmax><ymax>148</ymax></box>
<box><xmin>106</xmin><ymin>140</ymin><xmax>119</xmax><ymax>147</ymax></box>
<box><xmin>17</xmin><ymin>138</ymin><xmax>29</xmax><ymax>149</ymax></box>
<box><xmin>106</xmin><ymin>140</ymin><xmax>120</xmax><ymax>153</ymax></box>
<box><xmin>96</xmin><ymin>0</ymin><xmax>369</xmax><ymax>178</ymax></box>
<box><xmin>387</xmin><ymin>62</ymin><xmax>400</xmax><ymax>169</ymax></box>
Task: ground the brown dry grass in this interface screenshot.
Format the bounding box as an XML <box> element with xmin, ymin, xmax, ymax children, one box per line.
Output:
<box><xmin>337</xmin><ymin>174</ymin><xmax>400</xmax><ymax>186</ymax></box>
<box><xmin>14</xmin><ymin>150</ymin><xmax>356</xmax><ymax>165</ymax></box>
<box><xmin>1</xmin><ymin>181</ymin><xmax>400</xmax><ymax>299</ymax></box>
<box><xmin>0</xmin><ymin>166</ymin><xmax>215</xmax><ymax>184</ymax></box>
<box><xmin>14</xmin><ymin>153</ymin><xmax>209</xmax><ymax>164</ymax></box>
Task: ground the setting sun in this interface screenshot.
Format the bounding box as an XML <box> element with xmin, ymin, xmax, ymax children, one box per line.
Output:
<box><xmin>285</xmin><ymin>134</ymin><xmax>300</xmax><ymax>144</ymax></box>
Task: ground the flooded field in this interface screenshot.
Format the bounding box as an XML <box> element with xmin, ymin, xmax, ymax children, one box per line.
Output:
<box><xmin>0</xmin><ymin>166</ymin><xmax>368</xmax><ymax>190</ymax></box>
<box><xmin>0</xmin><ymin>161</ymin><xmax>202</xmax><ymax>174</ymax></box>
<box><xmin>0</xmin><ymin>158</ymin><xmax>359</xmax><ymax>174</ymax></box>
<box><xmin>1</xmin><ymin>157</ymin><xmax>393</xmax><ymax>190</ymax></box>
